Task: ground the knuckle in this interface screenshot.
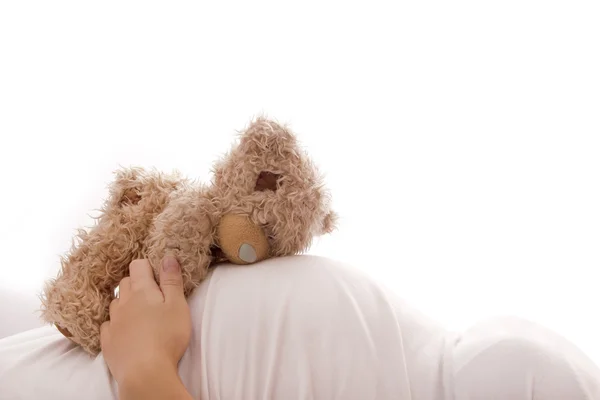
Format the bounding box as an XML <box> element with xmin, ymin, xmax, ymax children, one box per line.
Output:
<box><xmin>161</xmin><ymin>276</ymin><xmax>182</xmax><ymax>286</ymax></box>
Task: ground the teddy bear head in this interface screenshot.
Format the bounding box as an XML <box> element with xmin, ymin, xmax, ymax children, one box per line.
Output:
<box><xmin>209</xmin><ymin>118</ymin><xmax>336</xmax><ymax>263</ymax></box>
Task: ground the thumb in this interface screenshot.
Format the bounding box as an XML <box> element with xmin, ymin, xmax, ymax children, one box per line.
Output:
<box><xmin>159</xmin><ymin>256</ymin><xmax>185</xmax><ymax>302</ymax></box>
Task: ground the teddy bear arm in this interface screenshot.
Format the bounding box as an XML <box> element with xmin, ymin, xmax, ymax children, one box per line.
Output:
<box><xmin>146</xmin><ymin>189</ymin><xmax>216</xmax><ymax>295</ymax></box>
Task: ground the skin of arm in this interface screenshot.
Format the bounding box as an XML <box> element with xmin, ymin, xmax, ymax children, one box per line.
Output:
<box><xmin>118</xmin><ymin>362</ymin><xmax>193</xmax><ymax>400</ymax></box>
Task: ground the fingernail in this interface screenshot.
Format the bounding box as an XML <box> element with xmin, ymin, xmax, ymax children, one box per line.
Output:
<box><xmin>162</xmin><ymin>256</ymin><xmax>180</xmax><ymax>272</ymax></box>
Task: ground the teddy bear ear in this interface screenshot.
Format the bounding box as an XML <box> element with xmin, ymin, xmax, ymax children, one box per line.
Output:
<box><xmin>211</xmin><ymin>117</ymin><xmax>308</xmax><ymax>194</ymax></box>
<box><xmin>237</xmin><ymin>116</ymin><xmax>299</xmax><ymax>153</ymax></box>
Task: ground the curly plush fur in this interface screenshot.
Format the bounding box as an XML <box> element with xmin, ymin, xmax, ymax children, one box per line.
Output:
<box><xmin>40</xmin><ymin>117</ymin><xmax>337</xmax><ymax>355</ymax></box>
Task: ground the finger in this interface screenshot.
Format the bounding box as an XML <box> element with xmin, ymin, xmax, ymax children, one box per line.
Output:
<box><xmin>109</xmin><ymin>298</ymin><xmax>119</xmax><ymax>318</ymax></box>
<box><xmin>159</xmin><ymin>256</ymin><xmax>185</xmax><ymax>303</ymax></box>
<box><xmin>129</xmin><ymin>259</ymin><xmax>157</xmax><ymax>290</ymax></box>
<box><xmin>117</xmin><ymin>277</ymin><xmax>131</xmax><ymax>300</ymax></box>
<box><xmin>100</xmin><ymin>321</ymin><xmax>110</xmax><ymax>350</ymax></box>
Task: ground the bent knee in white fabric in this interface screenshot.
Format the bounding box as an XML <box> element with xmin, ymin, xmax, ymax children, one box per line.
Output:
<box><xmin>452</xmin><ymin>317</ymin><xmax>600</xmax><ymax>399</ymax></box>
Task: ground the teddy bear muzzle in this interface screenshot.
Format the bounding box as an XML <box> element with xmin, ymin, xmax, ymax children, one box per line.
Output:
<box><xmin>216</xmin><ymin>214</ymin><xmax>270</xmax><ymax>264</ymax></box>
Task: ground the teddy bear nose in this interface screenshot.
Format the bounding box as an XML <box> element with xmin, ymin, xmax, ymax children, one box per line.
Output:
<box><xmin>238</xmin><ymin>243</ymin><xmax>257</xmax><ymax>263</ymax></box>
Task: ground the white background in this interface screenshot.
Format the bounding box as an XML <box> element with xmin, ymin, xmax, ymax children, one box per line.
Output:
<box><xmin>1</xmin><ymin>1</ymin><xmax>599</xmax><ymax>361</ymax></box>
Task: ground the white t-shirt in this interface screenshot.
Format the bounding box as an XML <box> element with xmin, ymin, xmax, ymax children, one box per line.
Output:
<box><xmin>0</xmin><ymin>255</ymin><xmax>452</xmax><ymax>400</ymax></box>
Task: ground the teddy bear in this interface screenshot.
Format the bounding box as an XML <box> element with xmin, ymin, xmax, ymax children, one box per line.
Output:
<box><xmin>40</xmin><ymin>117</ymin><xmax>337</xmax><ymax>355</ymax></box>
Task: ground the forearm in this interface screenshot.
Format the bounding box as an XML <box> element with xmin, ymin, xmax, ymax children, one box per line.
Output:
<box><xmin>119</xmin><ymin>364</ymin><xmax>193</xmax><ymax>400</ymax></box>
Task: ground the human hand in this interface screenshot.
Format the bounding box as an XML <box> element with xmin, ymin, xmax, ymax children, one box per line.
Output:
<box><xmin>100</xmin><ymin>257</ymin><xmax>192</xmax><ymax>399</ymax></box>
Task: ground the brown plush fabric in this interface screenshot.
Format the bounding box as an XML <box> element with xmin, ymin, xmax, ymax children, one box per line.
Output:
<box><xmin>40</xmin><ymin>117</ymin><xmax>337</xmax><ymax>355</ymax></box>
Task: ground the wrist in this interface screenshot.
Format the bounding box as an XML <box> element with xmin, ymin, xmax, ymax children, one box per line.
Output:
<box><xmin>119</xmin><ymin>361</ymin><xmax>191</xmax><ymax>400</ymax></box>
